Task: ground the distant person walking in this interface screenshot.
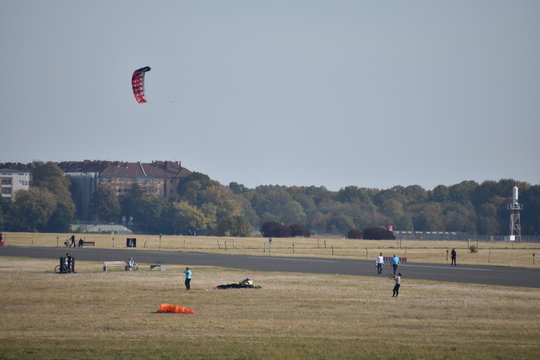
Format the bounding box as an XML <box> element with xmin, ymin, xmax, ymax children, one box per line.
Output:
<box><xmin>391</xmin><ymin>254</ymin><xmax>400</xmax><ymax>275</ymax></box>
<box><xmin>375</xmin><ymin>253</ymin><xmax>384</xmax><ymax>275</ymax></box>
<box><xmin>451</xmin><ymin>249</ymin><xmax>457</xmax><ymax>266</ymax></box>
<box><xmin>69</xmin><ymin>234</ymin><xmax>76</xmax><ymax>248</ymax></box>
<box><xmin>392</xmin><ymin>273</ymin><xmax>402</xmax><ymax>297</ymax></box>
<box><xmin>184</xmin><ymin>267</ymin><xmax>192</xmax><ymax>290</ymax></box>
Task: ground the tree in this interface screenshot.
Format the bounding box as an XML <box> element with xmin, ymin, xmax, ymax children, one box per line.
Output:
<box><xmin>45</xmin><ymin>200</ymin><xmax>75</xmax><ymax>233</ymax></box>
<box><xmin>162</xmin><ymin>201</ymin><xmax>208</xmax><ymax>235</ymax></box>
<box><xmin>229</xmin><ymin>182</ymin><xmax>248</xmax><ymax>194</ymax></box>
<box><xmin>90</xmin><ymin>185</ymin><xmax>120</xmax><ymax>222</ymax></box>
<box><xmin>131</xmin><ymin>193</ymin><xmax>166</xmax><ymax>233</ymax></box>
<box><xmin>430</xmin><ymin>185</ymin><xmax>449</xmax><ymax>203</ymax></box>
<box><xmin>409</xmin><ymin>202</ymin><xmax>444</xmax><ymax>231</ymax></box>
<box><xmin>250</xmin><ymin>186</ymin><xmax>307</xmax><ymax>225</ymax></box>
<box><xmin>121</xmin><ymin>184</ymin><xmax>144</xmax><ymax>221</ymax></box>
<box><xmin>8</xmin><ymin>189</ymin><xmax>56</xmax><ymax>232</ymax></box>
<box><xmin>215</xmin><ymin>215</ymin><xmax>251</xmax><ymax>237</ymax></box>
<box><xmin>30</xmin><ymin>161</ymin><xmax>75</xmax><ymax>230</ymax></box>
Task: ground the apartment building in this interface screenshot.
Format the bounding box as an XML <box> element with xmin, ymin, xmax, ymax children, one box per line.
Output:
<box><xmin>58</xmin><ymin>160</ymin><xmax>192</xmax><ymax>220</ymax></box>
<box><xmin>0</xmin><ymin>169</ymin><xmax>31</xmax><ymax>200</ymax></box>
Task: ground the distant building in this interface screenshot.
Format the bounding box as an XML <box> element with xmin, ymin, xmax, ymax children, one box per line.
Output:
<box><xmin>0</xmin><ymin>169</ymin><xmax>31</xmax><ymax>200</ymax></box>
<box><xmin>58</xmin><ymin>160</ymin><xmax>192</xmax><ymax>221</ymax></box>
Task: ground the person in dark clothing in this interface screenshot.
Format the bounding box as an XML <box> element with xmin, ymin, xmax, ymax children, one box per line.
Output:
<box><xmin>69</xmin><ymin>234</ymin><xmax>76</xmax><ymax>248</ymax></box>
<box><xmin>392</xmin><ymin>273</ymin><xmax>401</xmax><ymax>297</ymax></box>
<box><xmin>64</xmin><ymin>253</ymin><xmax>74</xmax><ymax>273</ymax></box>
<box><xmin>451</xmin><ymin>249</ymin><xmax>457</xmax><ymax>266</ymax></box>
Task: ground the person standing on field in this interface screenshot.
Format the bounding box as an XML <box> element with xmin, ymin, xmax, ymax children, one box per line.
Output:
<box><xmin>375</xmin><ymin>253</ymin><xmax>384</xmax><ymax>275</ymax></box>
<box><xmin>392</xmin><ymin>273</ymin><xmax>402</xmax><ymax>297</ymax></box>
<box><xmin>184</xmin><ymin>267</ymin><xmax>192</xmax><ymax>290</ymax></box>
<box><xmin>391</xmin><ymin>254</ymin><xmax>400</xmax><ymax>275</ymax></box>
<box><xmin>451</xmin><ymin>249</ymin><xmax>457</xmax><ymax>266</ymax></box>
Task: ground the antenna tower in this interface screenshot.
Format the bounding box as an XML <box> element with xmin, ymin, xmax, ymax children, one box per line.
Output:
<box><xmin>507</xmin><ymin>186</ymin><xmax>523</xmax><ymax>241</ymax></box>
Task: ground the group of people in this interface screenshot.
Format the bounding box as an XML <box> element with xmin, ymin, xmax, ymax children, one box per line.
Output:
<box><xmin>66</xmin><ymin>234</ymin><xmax>84</xmax><ymax>248</ymax></box>
<box><xmin>375</xmin><ymin>253</ymin><xmax>402</xmax><ymax>297</ymax></box>
<box><xmin>182</xmin><ymin>249</ymin><xmax>460</xmax><ymax>296</ymax></box>
<box><xmin>375</xmin><ymin>249</ymin><xmax>458</xmax><ymax>297</ymax></box>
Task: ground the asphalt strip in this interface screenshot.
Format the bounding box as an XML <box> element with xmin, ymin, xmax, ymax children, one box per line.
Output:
<box><xmin>248</xmin><ymin>256</ymin><xmax>336</xmax><ymax>263</ymax></box>
<box><xmin>401</xmin><ymin>264</ymin><xmax>492</xmax><ymax>271</ymax></box>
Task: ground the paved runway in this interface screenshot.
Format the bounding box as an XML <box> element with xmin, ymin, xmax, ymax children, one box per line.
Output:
<box><xmin>1</xmin><ymin>246</ymin><xmax>539</xmax><ymax>288</ymax></box>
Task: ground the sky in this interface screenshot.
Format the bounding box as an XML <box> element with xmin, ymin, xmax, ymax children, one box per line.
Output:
<box><xmin>1</xmin><ymin>0</ymin><xmax>539</xmax><ymax>191</ymax></box>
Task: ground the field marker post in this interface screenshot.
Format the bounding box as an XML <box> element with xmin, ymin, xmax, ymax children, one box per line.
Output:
<box><xmin>365</xmin><ymin>248</ymin><xmax>368</xmax><ymax>258</ymax></box>
<box><xmin>533</xmin><ymin>253</ymin><xmax>535</xmax><ymax>265</ymax></box>
<box><xmin>332</xmin><ymin>245</ymin><xmax>334</xmax><ymax>255</ymax></box>
<box><xmin>263</xmin><ymin>242</ymin><xmax>266</xmax><ymax>253</ymax></box>
<box><xmin>56</xmin><ymin>236</ymin><xmax>59</xmax><ymax>247</ymax></box>
<box><xmin>225</xmin><ymin>240</ymin><xmax>227</xmax><ymax>251</ymax></box>
<box><xmin>217</xmin><ymin>239</ymin><xmax>221</xmax><ymax>249</ymax></box>
<box><xmin>324</xmin><ymin>240</ymin><xmax>327</xmax><ymax>248</ymax></box>
<box><xmin>112</xmin><ymin>237</ymin><xmax>115</xmax><ymax>248</ymax></box>
<box><xmin>292</xmin><ymin>243</ymin><xmax>295</xmax><ymax>254</ymax></box>
<box><xmin>488</xmin><ymin>251</ymin><xmax>491</xmax><ymax>264</ymax></box>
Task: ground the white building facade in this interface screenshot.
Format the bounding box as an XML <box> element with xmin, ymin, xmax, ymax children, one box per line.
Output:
<box><xmin>0</xmin><ymin>169</ymin><xmax>31</xmax><ymax>200</ymax></box>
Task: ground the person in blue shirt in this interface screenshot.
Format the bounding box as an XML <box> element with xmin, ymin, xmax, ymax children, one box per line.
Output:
<box><xmin>184</xmin><ymin>267</ymin><xmax>192</xmax><ymax>290</ymax></box>
<box><xmin>391</xmin><ymin>254</ymin><xmax>400</xmax><ymax>275</ymax></box>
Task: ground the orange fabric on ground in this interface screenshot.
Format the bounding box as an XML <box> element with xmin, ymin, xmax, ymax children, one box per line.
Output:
<box><xmin>156</xmin><ymin>303</ymin><xmax>196</xmax><ymax>314</ymax></box>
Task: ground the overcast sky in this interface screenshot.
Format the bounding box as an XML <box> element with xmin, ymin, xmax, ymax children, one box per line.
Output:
<box><xmin>2</xmin><ymin>0</ymin><xmax>539</xmax><ymax>191</ymax></box>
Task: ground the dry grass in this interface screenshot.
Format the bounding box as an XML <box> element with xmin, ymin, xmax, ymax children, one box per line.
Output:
<box><xmin>0</xmin><ymin>257</ymin><xmax>539</xmax><ymax>359</ymax></box>
<box><xmin>3</xmin><ymin>232</ymin><xmax>540</xmax><ymax>268</ymax></box>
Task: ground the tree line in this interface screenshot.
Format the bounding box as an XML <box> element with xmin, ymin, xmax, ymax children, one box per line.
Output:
<box><xmin>1</xmin><ymin>162</ymin><xmax>539</xmax><ymax>237</ymax></box>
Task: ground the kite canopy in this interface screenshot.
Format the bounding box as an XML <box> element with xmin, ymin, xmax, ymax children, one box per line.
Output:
<box><xmin>155</xmin><ymin>304</ymin><xmax>196</xmax><ymax>314</ymax></box>
<box><xmin>131</xmin><ymin>66</ymin><xmax>151</xmax><ymax>103</ymax></box>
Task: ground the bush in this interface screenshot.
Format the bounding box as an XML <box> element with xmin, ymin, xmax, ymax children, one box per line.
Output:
<box><xmin>261</xmin><ymin>221</ymin><xmax>291</xmax><ymax>238</ymax></box>
<box><xmin>290</xmin><ymin>224</ymin><xmax>311</xmax><ymax>237</ymax></box>
<box><xmin>469</xmin><ymin>244</ymin><xmax>479</xmax><ymax>253</ymax></box>
<box><xmin>362</xmin><ymin>226</ymin><xmax>396</xmax><ymax>240</ymax></box>
<box><xmin>347</xmin><ymin>229</ymin><xmax>363</xmax><ymax>239</ymax></box>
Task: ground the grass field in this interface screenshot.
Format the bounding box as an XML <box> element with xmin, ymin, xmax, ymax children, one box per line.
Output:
<box><xmin>0</xmin><ymin>255</ymin><xmax>539</xmax><ymax>360</ymax></box>
<box><xmin>2</xmin><ymin>232</ymin><xmax>540</xmax><ymax>268</ymax></box>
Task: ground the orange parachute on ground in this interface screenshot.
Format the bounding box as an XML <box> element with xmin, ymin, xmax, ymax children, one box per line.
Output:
<box><xmin>156</xmin><ymin>304</ymin><xmax>196</xmax><ymax>314</ymax></box>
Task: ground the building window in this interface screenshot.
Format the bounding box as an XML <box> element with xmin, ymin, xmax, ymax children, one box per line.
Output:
<box><xmin>2</xmin><ymin>188</ymin><xmax>11</xmax><ymax>195</ymax></box>
<box><xmin>2</xmin><ymin>179</ymin><xmax>11</xmax><ymax>185</ymax></box>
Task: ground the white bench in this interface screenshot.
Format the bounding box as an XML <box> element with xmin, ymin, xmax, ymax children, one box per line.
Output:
<box><xmin>103</xmin><ymin>261</ymin><xmax>126</xmax><ymax>272</ymax></box>
<box><xmin>150</xmin><ymin>264</ymin><xmax>166</xmax><ymax>271</ymax></box>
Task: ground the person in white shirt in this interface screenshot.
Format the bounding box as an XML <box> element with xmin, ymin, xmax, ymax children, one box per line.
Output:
<box><xmin>375</xmin><ymin>253</ymin><xmax>384</xmax><ymax>275</ymax></box>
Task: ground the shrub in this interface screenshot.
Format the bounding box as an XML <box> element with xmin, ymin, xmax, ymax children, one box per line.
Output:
<box><xmin>469</xmin><ymin>244</ymin><xmax>479</xmax><ymax>253</ymax></box>
<box><xmin>290</xmin><ymin>224</ymin><xmax>311</xmax><ymax>237</ymax></box>
<box><xmin>362</xmin><ymin>226</ymin><xmax>396</xmax><ymax>240</ymax></box>
<box><xmin>347</xmin><ymin>229</ymin><xmax>363</xmax><ymax>239</ymax></box>
<box><xmin>261</xmin><ymin>221</ymin><xmax>291</xmax><ymax>238</ymax></box>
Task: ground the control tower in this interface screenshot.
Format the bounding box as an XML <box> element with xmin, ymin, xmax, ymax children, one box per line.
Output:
<box><xmin>507</xmin><ymin>186</ymin><xmax>523</xmax><ymax>241</ymax></box>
